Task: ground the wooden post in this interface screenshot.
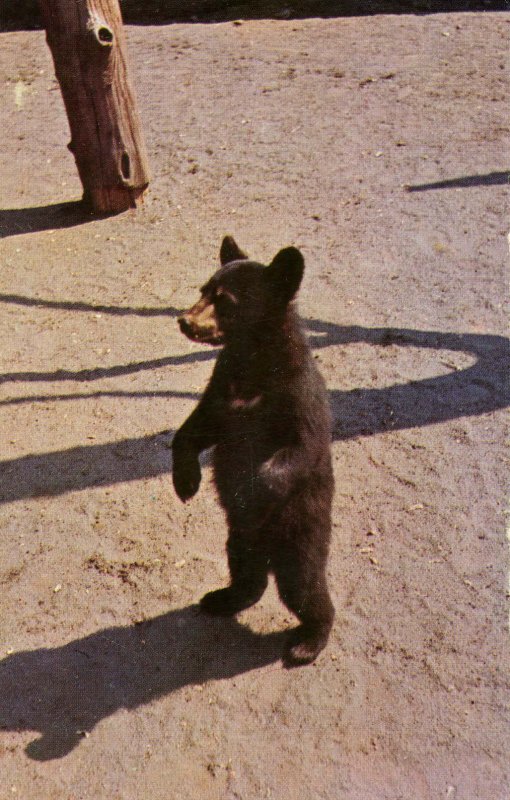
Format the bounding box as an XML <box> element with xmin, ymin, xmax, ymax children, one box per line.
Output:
<box><xmin>38</xmin><ymin>0</ymin><xmax>150</xmax><ymax>213</ymax></box>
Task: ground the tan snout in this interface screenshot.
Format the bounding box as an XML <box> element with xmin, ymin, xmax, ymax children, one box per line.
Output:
<box><xmin>178</xmin><ymin>296</ymin><xmax>223</xmax><ymax>344</ymax></box>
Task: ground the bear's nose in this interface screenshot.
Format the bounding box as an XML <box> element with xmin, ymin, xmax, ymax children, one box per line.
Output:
<box><xmin>178</xmin><ymin>315</ymin><xmax>192</xmax><ymax>335</ymax></box>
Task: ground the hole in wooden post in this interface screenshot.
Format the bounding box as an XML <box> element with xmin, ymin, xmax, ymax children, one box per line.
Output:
<box><xmin>121</xmin><ymin>152</ymin><xmax>131</xmax><ymax>180</ymax></box>
<box><xmin>97</xmin><ymin>26</ymin><xmax>114</xmax><ymax>45</ymax></box>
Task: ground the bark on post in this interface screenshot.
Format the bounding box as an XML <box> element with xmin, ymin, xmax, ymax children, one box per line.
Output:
<box><xmin>38</xmin><ymin>0</ymin><xmax>150</xmax><ymax>213</ymax></box>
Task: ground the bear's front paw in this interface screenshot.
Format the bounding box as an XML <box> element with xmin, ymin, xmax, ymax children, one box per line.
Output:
<box><xmin>172</xmin><ymin>455</ymin><xmax>201</xmax><ymax>502</ymax></box>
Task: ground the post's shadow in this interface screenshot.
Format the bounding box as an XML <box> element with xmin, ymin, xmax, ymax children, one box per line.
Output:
<box><xmin>306</xmin><ymin>321</ymin><xmax>510</xmax><ymax>440</ymax></box>
<box><xmin>0</xmin><ymin>350</ymin><xmax>213</xmax><ymax>385</ymax></box>
<box><xmin>0</xmin><ymin>430</ymin><xmax>175</xmax><ymax>503</ymax></box>
<box><xmin>0</xmin><ymin>321</ymin><xmax>508</xmax><ymax>504</ymax></box>
<box><xmin>2</xmin><ymin>163</ymin><xmax>505</xmax><ymax>237</ymax></box>
<box><xmin>0</xmin><ymin>389</ymin><xmax>198</xmax><ymax>409</ymax></box>
<box><xmin>405</xmin><ymin>170</ymin><xmax>510</xmax><ymax>192</ymax></box>
<box><xmin>0</xmin><ymin>292</ymin><xmax>181</xmax><ymax>318</ymax></box>
<box><xmin>0</xmin><ymin>201</ymin><xmax>111</xmax><ymax>239</ymax></box>
<box><xmin>0</xmin><ymin>605</ymin><xmax>287</xmax><ymax>761</ymax></box>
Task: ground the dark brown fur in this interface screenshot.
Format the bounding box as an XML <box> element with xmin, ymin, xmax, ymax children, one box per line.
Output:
<box><xmin>172</xmin><ymin>237</ymin><xmax>334</xmax><ymax>665</ymax></box>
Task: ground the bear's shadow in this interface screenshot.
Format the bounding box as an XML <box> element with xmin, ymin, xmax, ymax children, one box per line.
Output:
<box><xmin>0</xmin><ymin>605</ymin><xmax>287</xmax><ymax>761</ymax></box>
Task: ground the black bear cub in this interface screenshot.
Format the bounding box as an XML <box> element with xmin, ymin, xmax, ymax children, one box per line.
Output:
<box><xmin>172</xmin><ymin>237</ymin><xmax>334</xmax><ymax>666</ymax></box>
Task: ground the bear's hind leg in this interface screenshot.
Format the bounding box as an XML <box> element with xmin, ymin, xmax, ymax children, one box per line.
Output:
<box><xmin>200</xmin><ymin>530</ymin><xmax>269</xmax><ymax>616</ymax></box>
<box><xmin>273</xmin><ymin>546</ymin><xmax>334</xmax><ymax>667</ymax></box>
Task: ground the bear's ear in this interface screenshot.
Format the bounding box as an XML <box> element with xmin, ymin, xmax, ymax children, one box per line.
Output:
<box><xmin>219</xmin><ymin>236</ymin><xmax>248</xmax><ymax>266</ymax></box>
<box><xmin>265</xmin><ymin>247</ymin><xmax>305</xmax><ymax>305</ymax></box>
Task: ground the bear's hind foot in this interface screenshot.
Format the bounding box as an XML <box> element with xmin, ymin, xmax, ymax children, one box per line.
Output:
<box><xmin>283</xmin><ymin>625</ymin><xmax>331</xmax><ymax>667</ymax></box>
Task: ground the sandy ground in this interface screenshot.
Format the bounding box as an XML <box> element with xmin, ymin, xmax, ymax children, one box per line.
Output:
<box><xmin>0</xmin><ymin>10</ymin><xmax>509</xmax><ymax>799</ymax></box>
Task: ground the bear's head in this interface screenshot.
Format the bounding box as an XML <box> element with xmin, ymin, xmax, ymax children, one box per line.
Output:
<box><xmin>178</xmin><ymin>237</ymin><xmax>305</xmax><ymax>346</ymax></box>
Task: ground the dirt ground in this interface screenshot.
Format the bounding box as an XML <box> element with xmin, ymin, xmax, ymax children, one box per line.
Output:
<box><xmin>0</xmin><ymin>9</ymin><xmax>509</xmax><ymax>800</ymax></box>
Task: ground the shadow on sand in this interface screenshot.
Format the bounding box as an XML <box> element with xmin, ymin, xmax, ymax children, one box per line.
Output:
<box><xmin>0</xmin><ymin>605</ymin><xmax>287</xmax><ymax>760</ymax></box>
<box><xmin>405</xmin><ymin>170</ymin><xmax>510</xmax><ymax>192</ymax></box>
<box><xmin>0</xmin><ymin>314</ymin><xmax>508</xmax><ymax>759</ymax></box>
<box><xmin>0</xmin><ymin>202</ymin><xmax>112</xmax><ymax>239</ymax></box>
<box><xmin>0</xmin><ymin>318</ymin><xmax>508</xmax><ymax>504</ymax></box>
<box><xmin>2</xmin><ymin>0</ymin><xmax>508</xmax><ymax>31</ymax></box>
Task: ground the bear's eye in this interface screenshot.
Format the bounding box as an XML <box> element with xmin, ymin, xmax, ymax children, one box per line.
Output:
<box><xmin>214</xmin><ymin>293</ymin><xmax>236</xmax><ymax>316</ymax></box>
